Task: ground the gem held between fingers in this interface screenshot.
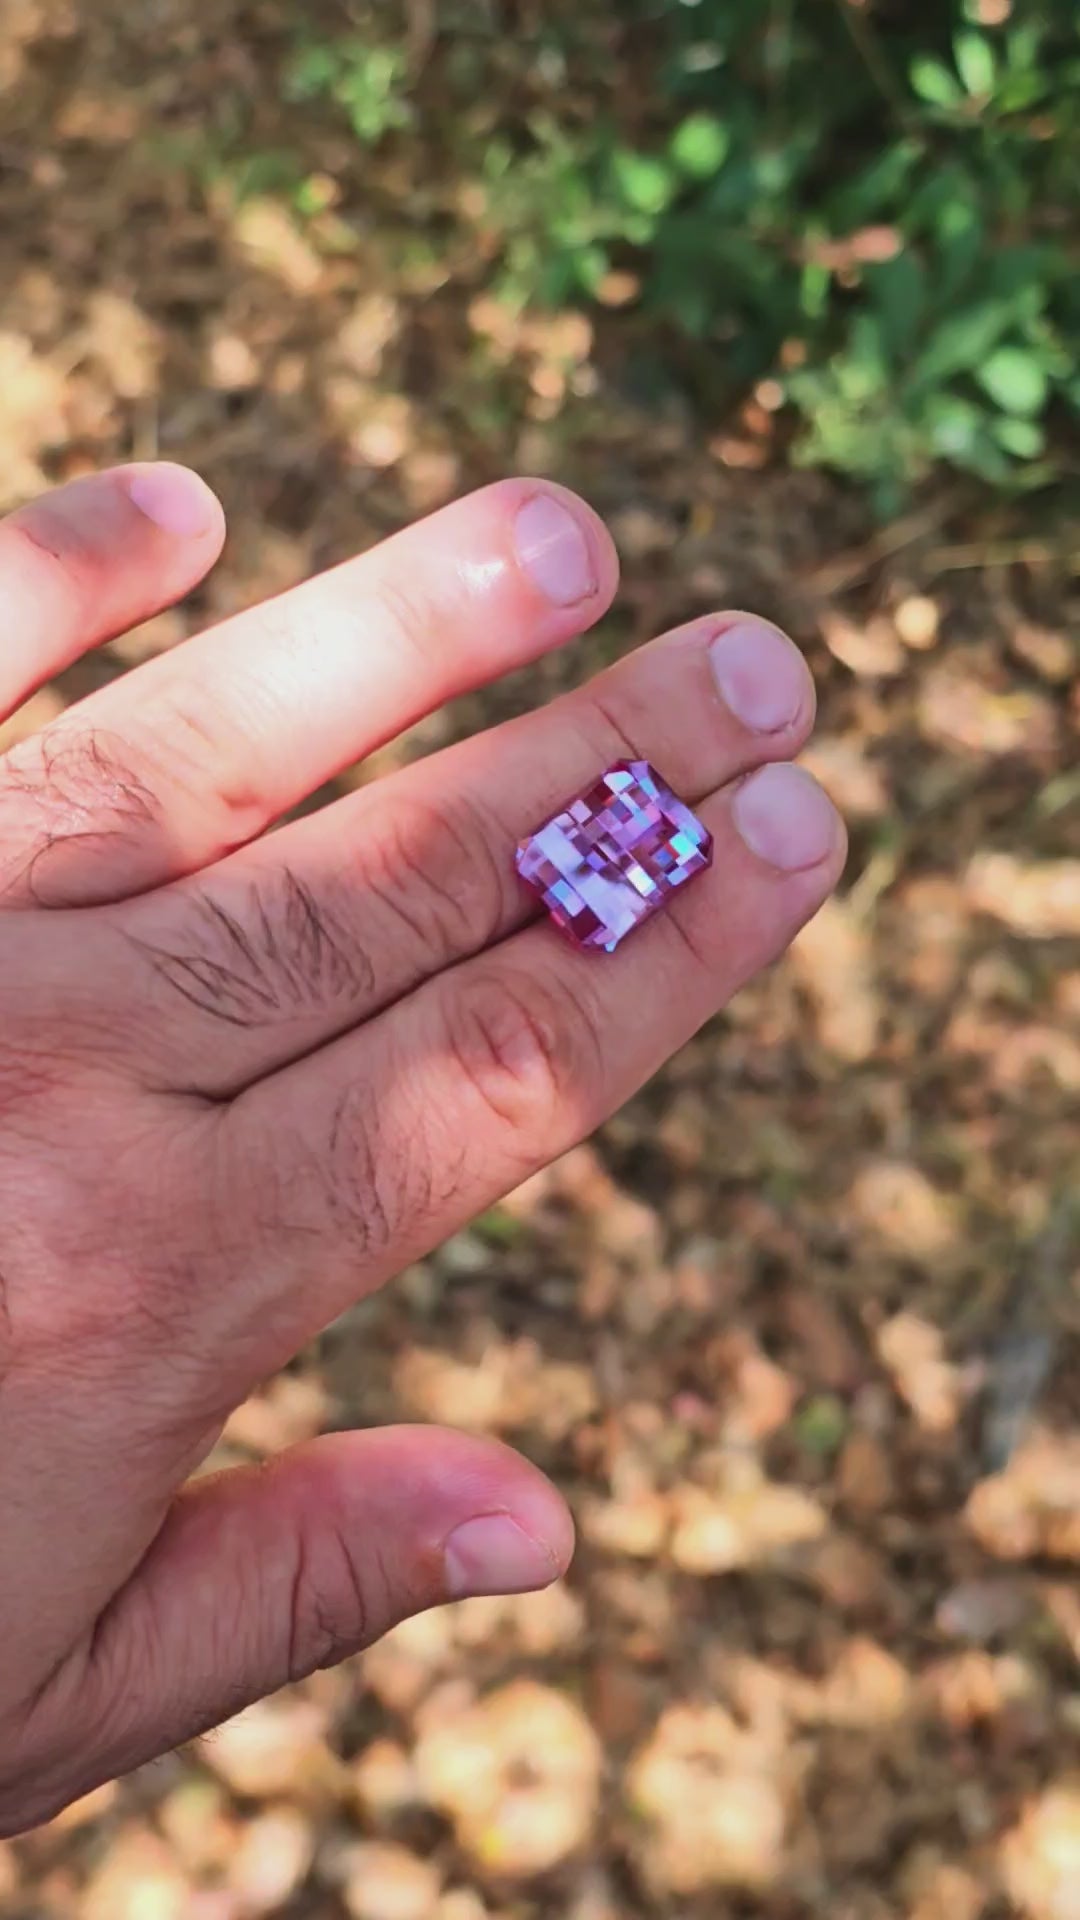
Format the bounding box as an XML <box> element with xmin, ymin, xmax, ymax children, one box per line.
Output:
<box><xmin>515</xmin><ymin>760</ymin><xmax>712</xmax><ymax>954</ymax></box>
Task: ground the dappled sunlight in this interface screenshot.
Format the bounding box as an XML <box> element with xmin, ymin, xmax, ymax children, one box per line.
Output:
<box><xmin>917</xmin><ymin>657</ymin><xmax>1060</xmax><ymax>758</ymax></box>
<box><xmin>626</xmin><ymin>1701</ymin><xmax>796</xmax><ymax>1894</ymax></box>
<box><xmin>790</xmin><ymin>894</ymin><xmax>882</xmax><ymax>1061</ymax></box>
<box><xmin>339</xmin><ymin>1840</ymin><xmax>441</xmax><ymax>1920</ymax></box>
<box><xmin>414</xmin><ymin>1681</ymin><xmax>601</xmax><ymax>1879</ymax></box>
<box><xmin>966</xmin><ymin>1429</ymin><xmax>1080</xmax><ymax>1562</ymax></box>
<box><xmin>877</xmin><ymin>1311</ymin><xmax>967</xmax><ymax>1433</ymax></box>
<box><xmin>200</xmin><ymin>1696</ymin><xmax>344</xmax><ymax>1801</ymax></box>
<box><xmin>220</xmin><ymin>1371</ymin><xmax>334</xmax><ymax>1459</ymax></box>
<box><xmin>0</xmin><ymin>331</ymin><xmax>67</xmax><ymax>505</ymax></box>
<box><xmin>393</xmin><ymin>1338</ymin><xmax>598</xmax><ymax>1441</ymax></box>
<box><xmin>1001</xmin><ymin>1784</ymin><xmax>1080</xmax><ymax>1920</ymax></box>
<box><xmin>851</xmin><ymin>1166</ymin><xmax>959</xmax><ymax>1261</ymax></box>
<box><xmin>669</xmin><ymin>1472</ymin><xmax>827</xmax><ymax>1574</ymax></box>
<box><xmin>964</xmin><ymin>853</ymin><xmax>1080</xmax><ymax>939</ymax></box>
<box><xmin>1</xmin><ymin>0</ymin><xmax>1076</xmax><ymax>1913</ymax></box>
<box><xmin>230</xmin><ymin>197</ymin><xmax>325</xmax><ymax>297</ymax></box>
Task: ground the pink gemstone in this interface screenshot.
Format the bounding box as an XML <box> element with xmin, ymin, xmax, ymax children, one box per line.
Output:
<box><xmin>515</xmin><ymin>760</ymin><xmax>712</xmax><ymax>953</ymax></box>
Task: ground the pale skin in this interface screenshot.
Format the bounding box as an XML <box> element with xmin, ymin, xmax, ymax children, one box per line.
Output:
<box><xmin>0</xmin><ymin>463</ymin><xmax>845</xmax><ymax>1833</ymax></box>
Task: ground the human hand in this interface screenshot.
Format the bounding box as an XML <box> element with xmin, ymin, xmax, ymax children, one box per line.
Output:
<box><xmin>0</xmin><ymin>465</ymin><xmax>844</xmax><ymax>1831</ymax></box>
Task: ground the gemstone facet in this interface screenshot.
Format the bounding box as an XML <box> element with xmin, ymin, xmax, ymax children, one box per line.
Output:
<box><xmin>515</xmin><ymin>760</ymin><xmax>713</xmax><ymax>954</ymax></box>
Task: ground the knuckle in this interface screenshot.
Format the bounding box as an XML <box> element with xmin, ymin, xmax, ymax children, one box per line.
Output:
<box><xmin>364</xmin><ymin>789</ymin><xmax>508</xmax><ymax>970</ymax></box>
<box><xmin>0</xmin><ymin>727</ymin><xmax>160</xmax><ymax>897</ymax></box>
<box><xmin>286</xmin><ymin>1518</ymin><xmax>375</xmax><ymax>1682</ymax></box>
<box><xmin>128</xmin><ymin>867</ymin><xmax>372</xmax><ymax>1034</ymax></box>
<box><xmin>663</xmin><ymin>895</ymin><xmax>723</xmax><ymax>973</ymax></box>
<box><xmin>443</xmin><ymin>963</ymin><xmax>600</xmax><ymax>1140</ymax></box>
<box><xmin>4</xmin><ymin>509</ymin><xmax>94</xmax><ymax>603</ymax></box>
<box><xmin>582</xmin><ymin>682</ymin><xmax>646</xmax><ymax>768</ymax></box>
<box><xmin>371</xmin><ymin>571</ymin><xmax>451</xmax><ymax>670</ymax></box>
<box><xmin>141</xmin><ymin>682</ymin><xmax>264</xmax><ymax>848</ymax></box>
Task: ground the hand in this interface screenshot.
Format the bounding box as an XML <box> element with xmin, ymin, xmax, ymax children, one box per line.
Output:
<box><xmin>0</xmin><ymin>464</ymin><xmax>844</xmax><ymax>1831</ymax></box>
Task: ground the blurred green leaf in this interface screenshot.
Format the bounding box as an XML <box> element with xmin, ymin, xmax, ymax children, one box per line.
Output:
<box><xmin>612</xmin><ymin>149</ymin><xmax>676</xmax><ymax>215</ymax></box>
<box><xmin>868</xmin><ymin>251</ymin><xmax>927</xmax><ymax>357</ymax></box>
<box><xmin>996</xmin><ymin>68</ymin><xmax>1052</xmax><ymax>111</ymax></box>
<box><xmin>794</xmin><ymin>1395</ymin><xmax>850</xmax><ymax>1457</ymax></box>
<box><xmin>475</xmin><ymin>1207</ymin><xmax>525</xmax><ymax>1247</ymax></box>
<box><xmin>285</xmin><ymin>44</ymin><xmax>338</xmax><ymax>98</ymax></box>
<box><xmin>977</xmin><ymin>346</ymin><xmax>1049</xmax><ymax>414</ymax></box>
<box><xmin>915</xmin><ymin>301</ymin><xmax>1019</xmax><ymax>386</ymax></box>
<box><xmin>910</xmin><ymin>55</ymin><xmax>963</xmax><ymax>108</ymax></box>
<box><xmin>925</xmin><ymin>391</ymin><xmax>985</xmax><ymax>459</ymax></box>
<box><xmin>800</xmin><ymin>256</ymin><xmax>830</xmax><ymax>322</ymax></box>
<box><xmin>954</xmin><ymin>29</ymin><xmax>996</xmax><ymax>98</ymax></box>
<box><xmin>992</xmin><ymin>414</ymin><xmax>1046</xmax><ymax>457</ymax></box>
<box><xmin>669</xmin><ymin>112</ymin><xmax>730</xmax><ymax>179</ymax></box>
<box><xmin>829</xmin><ymin>139</ymin><xmax>922</xmax><ymax>229</ymax></box>
<box><xmin>270</xmin><ymin>1</ymin><xmax>1078</xmax><ymax>502</ymax></box>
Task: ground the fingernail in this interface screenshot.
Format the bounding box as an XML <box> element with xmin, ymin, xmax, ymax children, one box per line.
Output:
<box><xmin>709</xmin><ymin>619</ymin><xmax>809</xmax><ymax>732</ymax></box>
<box><xmin>515</xmin><ymin>493</ymin><xmax>596</xmax><ymax>606</ymax></box>
<box><xmin>124</xmin><ymin>464</ymin><xmax>219</xmax><ymax>538</ymax></box>
<box><xmin>732</xmin><ymin>763</ymin><xmax>839</xmax><ymax>871</ymax></box>
<box><xmin>444</xmin><ymin>1513</ymin><xmax>559</xmax><ymax>1599</ymax></box>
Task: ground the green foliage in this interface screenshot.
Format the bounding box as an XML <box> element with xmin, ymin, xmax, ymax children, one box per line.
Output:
<box><xmin>280</xmin><ymin>0</ymin><xmax>1078</xmax><ymax>506</ymax></box>
<box><xmin>794</xmin><ymin>1394</ymin><xmax>850</xmax><ymax>1458</ymax></box>
<box><xmin>285</xmin><ymin>35</ymin><xmax>412</xmax><ymax>144</ymax></box>
<box><xmin>474</xmin><ymin>1206</ymin><xmax>525</xmax><ymax>1248</ymax></box>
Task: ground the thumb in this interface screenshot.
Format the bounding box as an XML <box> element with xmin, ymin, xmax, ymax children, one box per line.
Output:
<box><xmin>21</xmin><ymin>1426</ymin><xmax>572</xmax><ymax>1826</ymax></box>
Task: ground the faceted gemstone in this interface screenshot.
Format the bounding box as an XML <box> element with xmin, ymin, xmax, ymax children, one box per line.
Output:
<box><xmin>515</xmin><ymin>760</ymin><xmax>713</xmax><ymax>954</ymax></box>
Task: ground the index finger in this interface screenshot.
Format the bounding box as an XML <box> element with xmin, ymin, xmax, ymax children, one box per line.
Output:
<box><xmin>0</xmin><ymin>465</ymin><xmax>225</xmax><ymax>717</ymax></box>
<box><xmin>19</xmin><ymin>481</ymin><xmax>618</xmax><ymax>906</ymax></box>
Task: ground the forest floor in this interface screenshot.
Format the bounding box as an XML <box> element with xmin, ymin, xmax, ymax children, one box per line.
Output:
<box><xmin>1</xmin><ymin>5</ymin><xmax>1078</xmax><ymax>1918</ymax></box>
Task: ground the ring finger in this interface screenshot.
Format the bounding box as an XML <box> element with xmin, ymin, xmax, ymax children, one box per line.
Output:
<box><xmin>200</xmin><ymin>759</ymin><xmax>845</xmax><ymax>1392</ymax></box>
<box><xmin>117</xmin><ymin>611</ymin><xmax>817</xmax><ymax>1094</ymax></box>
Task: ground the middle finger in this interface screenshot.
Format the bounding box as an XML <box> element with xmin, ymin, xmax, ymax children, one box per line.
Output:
<box><xmin>115</xmin><ymin>612</ymin><xmax>815</xmax><ymax>1095</ymax></box>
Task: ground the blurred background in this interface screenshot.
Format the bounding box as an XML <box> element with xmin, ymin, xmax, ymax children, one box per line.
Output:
<box><xmin>1</xmin><ymin>1</ymin><xmax>1078</xmax><ymax>1915</ymax></box>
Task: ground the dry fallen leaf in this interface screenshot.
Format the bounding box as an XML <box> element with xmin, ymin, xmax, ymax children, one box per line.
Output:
<box><xmin>791</xmin><ymin>895</ymin><xmax>881</xmax><ymax>1061</ymax></box>
<box><xmin>226</xmin><ymin>1807</ymin><xmax>315</xmax><ymax>1914</ymax></box>
<box><xmin>877</xmin><ymin>1311</ymin><xmax>964</xmax><ymax>1434</ymax></box>
<box><xmin>201</xmin><ymin>1696</ymin><xmax>340</xmax><ymax>1799</ymax></box>
<box><xmin>82</xmin><ymin>1828</ymin><xmax>192</xmax><ymax>1920</ymax></box>
<box><xmin>1000</xmin><ymin>1782</ymin><xmax>1080</xmax><ymax>1920</ymax></box>
<box><xmin>414</xmin><ymin>1680</ymin><xmax>601</xmax><ymax>1878</ymax></box>
<box><xmin>964</xmin><ymin>855</ymin><xmax>1080</xmax><ymax>938</ymax></box>
<box><xmin>627</xmin><ymin>1703</ymin><xmax>795</xmax><ymax>1893</ymax></box>
<box><xmin>342</xmin><ymin>1842</ymin><xmax>442</xmax><ymax>1920</ymax></box>
<box><xmin>853</xmin><ymin>1165</ymin><xmax>957</xmax><ymax>1260</ymax></box>
<box><xmin>670</xmin><ymin>1477</ymin><xmax>826</xmax><ymax>1574</ymax></box>
<box><xmin>966</xmin><ymin>1432</ymin><xmax>1080</xmax><ymax>1563</ymax></box>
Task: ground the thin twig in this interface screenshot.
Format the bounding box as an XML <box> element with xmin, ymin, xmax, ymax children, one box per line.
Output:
<box><xmin>807</xmin><ymin>488</ymin><xmax>960</xmax><ymax>596</ymax></box>
<box><xmin>925</xmin><ymin>538</ymin><xmax>1080</xmax><ymax>574</ymax></box>
<box><xmin>831</xmin><ymin>0</ymin><xmax>917</xmax><ymax>132</ymax></box>
<box><xmin>766</xmin><ymin>0</ymin><xmax>795</xmax><ymax>133</ymax></box>
<box><xmin>405</xmin><ymin>0</ymin><xmax>437</xmax><ymax>70</ymax></box>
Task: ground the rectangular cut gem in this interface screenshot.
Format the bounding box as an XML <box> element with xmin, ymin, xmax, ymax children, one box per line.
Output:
<box><xmin>515</xmin><ymin>760</ymin><xmax>713</xmax><ymax>953</ymax></box>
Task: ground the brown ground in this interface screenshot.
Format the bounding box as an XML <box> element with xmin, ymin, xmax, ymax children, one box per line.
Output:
<box><xmin>1</xmin><ymin>4</ymin><xmax>1078</xmax><ymax>1918</ymax></box>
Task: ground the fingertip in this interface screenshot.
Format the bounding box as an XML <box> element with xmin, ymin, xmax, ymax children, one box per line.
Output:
<box><xmin>122</xmin><ymin>463</ymin><xmax>226</xmax><ymax>546</ymax></box>
<box><xmin>322</xmin><ymin>1423</ymin><xmax>576</xmax><ymax>1594</ymax></box>
<box><xmin>488</xmin><ymin>476</ymin><xmax>614</xmax><ymax>625</ymax></box>
<box><xmin>731</xmin><ymin>762</ymin><xmax>845</xmax><ymax>874</ymax></box>
<box><xmin>708</xmin><ymin>612</ymin><xmax>816</xmax><ymax>739</ymax></box>
<box><xmin>429</xmin><ymin>1428</ymin><xmax>576</xmax><ymax>1595</ymax></box>
<box><xmin>511</xmin><ymin>478</ymin><xmax>620</xmax><ymax>616</ymax></box>
<box><xmin>502</xmin><ymin>1461</ymin><xmax>577</xmax><ymax>1577</ymax></box>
